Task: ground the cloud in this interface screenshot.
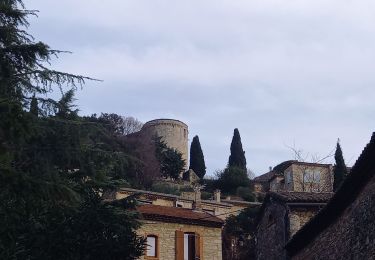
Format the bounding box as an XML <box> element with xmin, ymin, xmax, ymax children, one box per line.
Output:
<box><xmin>24</xmin><ymin>0</ymin><xmax>375</xmax><ymax>174</ymax></box>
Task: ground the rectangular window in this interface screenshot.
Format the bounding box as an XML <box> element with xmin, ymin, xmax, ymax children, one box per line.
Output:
<box><xmin>146</xmin><ymin>235</ymin><xmax>157</xmax><ymax>257</ymax></box>
<box><xmin>303</xmin><ymin>170</ymin><xmax>312</xmax><ymax>183</ymax></box>
<box><xmin>285</xmin><ymin>171</ymin><xmax>292</xmax><ymax>184</ymax></box>
<box><xmin>313</xmin><ymin>170</ymin><xmax>321</xmax><ymax>183</ymax></box>
<box><xmin>303</xmin><ymin>169</ymin><xmax>321</xmax><ymax>185</ymax></box>
<box><xmin>184</xmin><ymin>233</ymin><xmax>196</xmax><ymax>260</ymax></box>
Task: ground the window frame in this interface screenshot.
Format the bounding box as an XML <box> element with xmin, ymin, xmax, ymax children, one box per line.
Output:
<box><xmin>145</xmin><ymin>234</ymin><xmax>159</xmax><ymax>259</ymax></box>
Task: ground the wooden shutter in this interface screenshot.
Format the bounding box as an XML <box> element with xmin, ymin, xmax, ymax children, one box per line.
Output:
<box><xmin>175</xmin><ymin>230</ymin><xmax>184</xmax><ymax>260</ymax></box>
<box><xmin>195</xmin><ymin>233</ymin><xmax>204</xmax><ymax>260</ymax></box>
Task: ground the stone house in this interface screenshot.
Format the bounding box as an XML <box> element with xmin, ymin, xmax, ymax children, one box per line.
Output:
<box><xmin>255</xmin><ymin>191</ymin><xmax>332</xmax><ymax>260</ymax></box>
<box><xmin>286</xmin><ymin>133</ymin><xmax>375</xmax><ymax>260</ymax></box>
<box><xmin>253</xmin><ymin>160</ymin><xmax>333</xmax><ymax>195</ymax></box>
<box><xmin>137</xmin><ymin>204</ymin><xmax>223</xmax><ymax>260</ymax></box>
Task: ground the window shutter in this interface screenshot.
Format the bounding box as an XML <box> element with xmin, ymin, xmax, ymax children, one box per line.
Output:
<box><xmin>195</xmin><ymin>233</ymin><xmax>203</xmax><ymax>260</ymax></box>
<box><xmin>175</xmin><ymin>230</ymin><xmax>184</xmax><ymax>260</ymax></box>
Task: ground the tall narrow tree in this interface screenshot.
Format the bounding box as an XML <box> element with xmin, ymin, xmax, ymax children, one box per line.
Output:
<box><xmin>29</xmin><ymin>95</ymin><xmax>38</xmax><ymax>116</ymax></box>
<box><xmin>189</xmin><ymin>135</ymin><xmax>206</xmax><ymax>179</ymax></box>
<box><xmin>228</xmin><ymin>128</ymin><xmax>247</xmax><ymax>171</ymax></box>
<box><xmin>333</xmin><ymin>139</ymin><xmax>348</xmax><ymax>191</ymax></box>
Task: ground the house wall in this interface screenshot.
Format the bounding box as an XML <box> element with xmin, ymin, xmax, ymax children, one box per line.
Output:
<box><xmin>138</xmin><ymin>220</ymin><xmax>222</xmax><ymax>260</ymax></box>
<box><xmin>270</xmin><ymin>176</ymin><xmax>285</xmax><ymax>191</ymax></box>
<box><xmin>256</xmin><ymin>202</ymin><xmax>288</xmax><ymax>260</ymax></box>
<box><xmin>256</xmin><ymin>202</ymin><xmax>323</xmax><ymax>260</ymax></box>
<box><xmin>288</xmin><ymin>208</ymin><xmax>320</xmax><ymax>237</ymax></box>
<box><xmin>291</xmin><ymin>172</ymin><xmax>375</xmax><ymax>260</ymax></box>
<box><xmin>291</xmin><ymin>164</ymin><xmax>333</xmax><ymax>192</ymax></box>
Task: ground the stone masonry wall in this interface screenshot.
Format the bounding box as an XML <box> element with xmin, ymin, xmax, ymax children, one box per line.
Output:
<box><xmin>138</xmin><ymin>221</ymin><xmax>222</xmax><ymax>260</ymax></box>
<box><xmin>291</xmin><ymin>165</ymin><xmax>333</xmax><ymax>192</ymax></box>
<box><xmin>142</xmin><ymin>119</ymin><xmax>189</xmax><ymax>170</ymax></box>
<box><xmin>256</xmin><ymin>201</ymin><xmax>288</xmax><ymax>260</ymax></box>
<box><xmin>288</xmin><ymin>209</ymin><xmax>319</xmax><ymax>237</ymax></box>
<box><xmin>292</xmin><ymin>173</ymin><xmax>375</xmax><ymax>260</ymax></box>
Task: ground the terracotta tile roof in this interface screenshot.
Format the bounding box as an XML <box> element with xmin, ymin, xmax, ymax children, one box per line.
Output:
<box><xmin>269</xmin><ymin>191</ymin><xmax>333</xmax><ymax>203</ymax></box>
<box><xmin>287</xmin><ymin>133</ymin><xmax>375</xmax><ymax>256</ymax></box>
<box><xmin>137</xmin><ymin>204</ymin><xmax>224</xmax><ymax>228</ymax></box>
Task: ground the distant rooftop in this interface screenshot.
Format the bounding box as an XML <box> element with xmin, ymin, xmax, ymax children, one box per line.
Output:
<box><xmin>137</xmin><ymin>204</ymin><xmax>224</xmax><ymax>227</ymax></box>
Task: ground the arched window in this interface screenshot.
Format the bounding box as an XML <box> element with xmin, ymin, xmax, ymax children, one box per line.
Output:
<box><xmin>146</xmin><ymin>235</ymin><xmax>158</xmax><ymax>258</ymax></box>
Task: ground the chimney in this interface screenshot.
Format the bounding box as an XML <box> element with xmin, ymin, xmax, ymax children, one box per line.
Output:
<box><xmin>192</xmin><ymin>189</ymin><xmax>202</xmax><ymax>210</ymax></box>
<box><xmin>213</xmin><ymin>189</ymin><xmax>221</xmax><ymax>203</ymax></box>
<box><xmin>269</xmin><ymin>166</ymin><xmax>273</xmax><ymax>171</ymax></box>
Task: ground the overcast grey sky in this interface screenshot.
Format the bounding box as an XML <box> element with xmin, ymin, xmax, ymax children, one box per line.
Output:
<box><xmin>25</xmin><ymin>0</ymin><xmax>375</xmax><ymax>176</ymax></box>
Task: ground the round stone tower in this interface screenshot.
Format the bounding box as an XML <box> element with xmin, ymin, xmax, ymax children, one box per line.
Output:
<box><xmin>141</xmin><ymin>119</ymin><xmax>189</xmax><ymax>169</ymax></box>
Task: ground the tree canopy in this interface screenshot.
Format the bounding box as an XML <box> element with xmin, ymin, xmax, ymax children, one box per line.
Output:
<box><xmin>155</xmin><ymin>137</ymin><xmax>185</xmax><ymax>180</ymax></box>
<box><xmin>0</xmin><ymin>1</ymin><xmax>144</xmax><ymax>258</ymax></box>
<box><xmin>189</xmin><ymin>135</ymin><xmax>206</xmax><ymax>179</ymax></box>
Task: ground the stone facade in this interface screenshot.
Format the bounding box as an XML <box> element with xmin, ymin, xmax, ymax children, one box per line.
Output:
<box><xmin>286</xmin><ymin>133</ymin><xmax>375</xmax><ymax>260</ymax></box>
<box><xmin>255</xmin><ymin>192</ymin><xmax>332</xmax><ymax>260</ymax></box>
<box><xmin>287</xmin><ymin>164</ymin><xmax>333</xmax><ymax>192</ymax></box>
<box><xmin>142</xmin><ymin>119</ymin><xmax>189</xmax><ymax>169</ymax></box>
<box><xmin>288</xmin><ymin>209</ymin><xmax>317</xmax><ymax>237</ymax></box>
<box><xmin>256</xmin><ymin>200</ymin><xmax>289</xmax><ymax>260</ymax></box>
<box><xmin>138</xmin><ymin>220</ymin><xmax>222</xmax><ymax>260</ymax></box>
<box><xmin>253</xmin><ymin>161</ymin><xmax>333</xmax><ymax>195</ymax></box>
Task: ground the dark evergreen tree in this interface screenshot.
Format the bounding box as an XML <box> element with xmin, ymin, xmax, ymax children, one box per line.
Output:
<box><xmin>228</xmin><ymin>128</ymin><xmax>247</xmax><ymax>170</ymax></box>
<box><xmin>333</xmin><ymin>139</ymin><xmax>348</xmax><ymax>191</ymax></box>
<box><xmin>155</xmin><ymin>137</ymin><xmax>185</xmax><ymax>180</ymax></box>
<box><xmin>30</xmin><ymin>95</ymin><xmax>38</xmax><ymax>116</ymax></box>
<box><xmin>189</xmin><ymin>135</ymin><xmax>206</xmax><ymax>179</ymax></box>
<box><xmin>0</xmin><ymin>1</ymin><xmax>145</xmax><ymax>259</ymax></box>
<box><xmin>216</xmin><ymin>167</ymin><xmax>251</xmax><ymax>194</ymax></box>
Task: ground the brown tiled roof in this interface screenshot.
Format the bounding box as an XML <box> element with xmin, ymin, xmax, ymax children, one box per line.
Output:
<box><xmin>137</xmin><ymin>204</ymin><xmax>224</xmax><ymax>228</ymax></box>
<box><xmin>254</xmin><ymin>171</ymin><xmax>277</xmax><ymax>182</ymax></box>
<box><xmin>269</xmin><ymin>191</ymin><xmax>333</xmax><ymax>203</ymax></box>
<box><xmin>286</xmin><ymin>133</ymin><xmax>375</xmax><ymax>256</ymax></box>
<box><xmin>273</xmin><ymin>160</ymin><xmax>297</xmax><ymax>173</ymax></box>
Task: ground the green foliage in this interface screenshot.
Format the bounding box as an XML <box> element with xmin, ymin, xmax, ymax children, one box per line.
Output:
<box><xmin>150</xmin><ymin>182</ymin><xmax>181</xmax><ymax>196</ymax></box>
<box><xmin>333</xmin><ymin>140</ymin><xmax>348</xmax><ymax>192</ymax></box>
<box><xmin>201</xmin><ymin>191</ymin><xmax>212</xmax><ymax>200</ymax></box>
<box><xmin>189</xmin><ymin>135</ymin><xmax>206</xmax><ymax>179</ymax></box>
<box><xmin>95</xmin><ymin>113</ymin><xmax>143</xmax><ymax>136</ymax></box>
<box><xmin>236</xmin><ymin>186</ymin><xmax>255</xmax><ymax>202</ymax></box>
<box><xmin>228</xmin><ymin>128</ymin><xmax>247</xmax><ymax>171</ymax></box>
<box><xmin>155</xmin><ymin>137</ymin><xmax>185</xmax><ymax>180</ymax></box>
<box><xmin>216</xmin><ymin>167</ymin><xmax>251</xmax><ymax>194</ymax></box>
<box><xmin>0</xmin><ymin>1</ymin><xmax>144</xmax><ymax>259</ymax></box>
<box><xmin>223</xmin><ymin>207</ymin><xmax>259</xmax><ymax>260</ymax></box>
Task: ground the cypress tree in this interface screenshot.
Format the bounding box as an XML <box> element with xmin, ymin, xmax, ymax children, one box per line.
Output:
<box><xmin>30</xmin><ymin>95</ymin><xmax>38</xmax><ymax>116</ymax></box>
<box><xmin>189</xmin><ymin>135</ymin><xmax>206</xmax><ymax>179</ymax></box>
<box><xmin>228</xmin><ymin>128</ymin><xmax>247</xmax><ymax>171</ymax></box>
<box><xmin>333</xmin><ymin>139</ymin><xmax>348</xmax><ymax>191</ymax></box>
